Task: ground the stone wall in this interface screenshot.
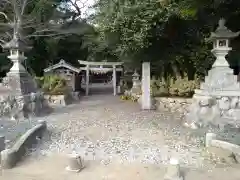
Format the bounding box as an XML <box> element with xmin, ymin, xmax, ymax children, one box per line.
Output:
<box><xmin>44</xmin><ymin>92</ymin><xmax>80</xmax><ymax>107</ymax></box>
<box><xmin>185</xmin><ymin>95</ymin><xmax>240</xmax><ymax>128</ymax></box>
<box><xmin>155</xmin><ymin>97</ymin><xmax>192</xmax><ymax>115</ymax></box>
<box><xmin>44</xmin><ymin>94</ymin><xmax>70</xmax><ymax>106</ymax></box>
<box><xmin>0</xmin><ymin>91</ymin><xmax>48</xmax><ymax>120</ymax></box>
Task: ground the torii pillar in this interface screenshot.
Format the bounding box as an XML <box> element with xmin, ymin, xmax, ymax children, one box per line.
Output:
<box><xmin>112</xmin><ymin>65</ymin><xmax>117</xmax><ymax>96</ymax></box>
<box><xmin>85</xmin><ymin>65</ymin><xmax>89</xmax><ymax>96</ymax></box>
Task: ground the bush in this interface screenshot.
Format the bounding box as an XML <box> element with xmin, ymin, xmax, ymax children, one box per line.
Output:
<box><xmin>35</xmin><ymin>75</ymin><xmax>68</xmax><ymax>95</ymax></box>
<box><xmin>151</xmin><ymin>74</ymin><xmax>200</xmax><ymax>97</ymax></box>
<box><xmin>168</xmin><ymin>74</ymin><xmax>200</xmax><ymax>97</ymax></box>
<box><xmin>150</xmin><ymin>76</ymin><xmax>169</xmax><ymax>97</ymax></box>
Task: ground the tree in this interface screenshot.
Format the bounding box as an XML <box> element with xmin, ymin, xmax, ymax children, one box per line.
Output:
<box><xmin>92</xmin><ymin>0</ymin><xmax>240</xmax><ymax>78</ymax></box>
<box><xmin>0</xmin><ymin>0</ymin><xmax>98</xmax><ymax>76</ymax></box>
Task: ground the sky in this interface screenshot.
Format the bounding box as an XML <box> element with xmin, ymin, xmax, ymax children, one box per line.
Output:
<box><xmin>69</xmin><ymin>0</ymin><xmax>96</xmax><ymax>18</ymax></box>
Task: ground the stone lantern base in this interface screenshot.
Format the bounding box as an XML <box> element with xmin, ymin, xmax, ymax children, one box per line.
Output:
<box><xmin>0</xmin><ymin>88</ymin><xmax>49</xmax><ymax>120</ymax></box>
<box><xmin>184</xmin><ymin>66</ymin><xmax>240</xmax><ymax>129</ymax></box>
<box><xmin>0</xmin><ymin>70</ymin><xmax>50</xmax><ymax>121</ymax></box>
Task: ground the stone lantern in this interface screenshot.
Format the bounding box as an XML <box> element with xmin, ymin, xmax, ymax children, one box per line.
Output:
<box><xmin>184</xmin><ymin>19</ymin><xmax>240</xmax><ymax>129</ymax></box>
<box><xmin>207</xmin><ymin>18</ymin><xmax>240</xmax><ymax>68</ymax></box>
<box><xmin>0</xmin><ymin>33</ymin><xmax>48</xmax><ymax>120</ymax></box>
<box><xmin>2</xmin><ymin>34</ymin><xmax>31</xmax><ymax>74</ymax></box>
<box><xmin>131</xmin><ymin>69</ymin><xmax>141</xmax><ymax>95</ymax></box>
<box><xmin>132</xmin><ymin>69</ymin><xmax>140</xmax><ymax>85</ymax></box>
<box><xmin>2</xmin><ymin>33</ymin><xmax>38</xmax><ymax>95</ymax></box>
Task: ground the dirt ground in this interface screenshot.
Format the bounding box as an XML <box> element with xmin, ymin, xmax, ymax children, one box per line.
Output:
<box><xmin>1</xmin><ymin>154</ymin><xmax>240</xmax><ymax>180</ymax></box>
<box><xmin>2</xmin><ymin>92</ymin><xmax>240</xmax><ymax>180</ymax></box>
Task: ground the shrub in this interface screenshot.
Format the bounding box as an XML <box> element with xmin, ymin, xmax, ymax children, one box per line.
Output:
<box><xmin>168</xmin><ymin>74</ymin><xmax>200</xmax><ymax>97</ymax></box>
<box><xmin>151</xmin><ymin>74</ymin><xmax>200</xmax><ymax>97</ymax></box>
<box><xmin>35</xmin><ymin>75</ymin><xmax>68</xmax><ymax>95</ymax></box>
<box><xmin>120</xmin><ymin>95</ymin><xmax>131</xmax><ymax>100</ymax></box>
<box><xmin>35</xmin><ymin>76</ymin><xmax>44</xmax><ymax>88</ymax></box>
<box><xmin>151</xmin><ymin>76</ymin><xmax>169</xmax><ymax>97</ymax></box>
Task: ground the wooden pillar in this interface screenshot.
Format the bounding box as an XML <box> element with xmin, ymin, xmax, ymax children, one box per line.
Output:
<box><xmin>112</xmin><ymin>65</ymin><xmax>117</xmax><ymax>96</ymax></box>
<box><xmin>86</xmin><ymin>65</ymin><xmax>89</xmax><ymax>96</ymax></box>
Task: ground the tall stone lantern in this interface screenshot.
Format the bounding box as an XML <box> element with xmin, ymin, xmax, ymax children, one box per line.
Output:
<box><xmin>209</xmin><ymin>18</ymin><xmax>240</xmax><ymax>68</ymax></box>
<box><xmin>2</xmin><ymin>34</ymin><xmax>38</xmax><ymax>95</ymax></box>
<box><xmin>185</xmin><ymin>19</ymin><xmax>240</xmax><ymax>129</ymax></box>
<box><xmin>1</xmin><ymin>34</ymin><xmax>47</xmax><ymax>120</ymax></box>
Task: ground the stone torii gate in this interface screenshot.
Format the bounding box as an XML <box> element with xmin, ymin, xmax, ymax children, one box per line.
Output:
<box><xmin>78</xmin><ymin>60</ymin><xmax>124</xmax><ymax>96</ymax></box>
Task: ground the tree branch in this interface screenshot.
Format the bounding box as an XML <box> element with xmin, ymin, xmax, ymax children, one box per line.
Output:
<box><xmin>0</xmin><ymin>39</ymin><xmax>7</xmax><ymax>46</ymax></box>
<box><xmin>0</xmin><ymin>12</ymin><xmax>12</xmax><ymax>23</ymax></box>
<box><xmin>21</xmin><ymin>0</ymin><xmax>28</xmax><ymax>15</ymax></box>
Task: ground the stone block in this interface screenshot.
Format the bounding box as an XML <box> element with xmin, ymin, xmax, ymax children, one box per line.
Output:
<box><xmin>1</xmin><ymin>149</ymin><xmax>17</xmax><ymax>169</ymax></box>
<box><xmin>218</xmin><ymin>97</ymin><xmax>230</xmax><ymax>110</ymax></box>
<box><xmin>44</xmin><ymin>94</ymin><xmax>72</xmax><ymax>107</ymax></box>
<box><xmin>205</xmin><ymin>133</ymin><xmax>217</xmax><ymax>147</ymax></box>
<box><xmin>66</xmin><ymin>153</ymin><xmax>84</xmax><ymax>172</ymax></box>
<box><xmin>211</xmin><ymin>140</ymin><xmax>240</xmax><ymax>154</ymax></box>
<box><xmin>1</xmin><ymin>121</ymin><xmax>47</xmax><ymax>169</ymax></box>
<box><xmin>164</xmin><ymin>158</ymin><xmax>183</xmax><ymax>180</ymax></box>
<box><xmin>0</xmin><ymin>91</ymin><xmax>49</xmax><ymax>120</ymax></box>
<box><xmin>0</xmin><ymin>135</ymin><xmax>5</xmax><ymax>152</ymax></box>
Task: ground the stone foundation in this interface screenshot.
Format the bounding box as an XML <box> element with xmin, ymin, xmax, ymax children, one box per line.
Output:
<box><xmin>0</xmin><ymin>91</ymin><xmax>48</xmax><ymax>120</ymax></box>
<box><xmin>185</xmin><ymin>92</ymin><xmax>240</xmax><ymax>128</ymax></box>
<box><xmin>44</xmin><ymin>94</ymin><xmax>73</xmax><ymax>106</ymax></box>
<box><xmin>155</xmin><ymin>97</ymin><xmax>192</xmax><ymax>115</ymax></box>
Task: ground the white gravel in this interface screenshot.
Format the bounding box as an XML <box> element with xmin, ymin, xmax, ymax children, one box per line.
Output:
<box><xmin>1</xmin><ymin>94</ymin><xmax>218</xmax><ymax>169</ymax></box>
<box><xmin>23</xmin><ymin>95</ymin><xmax>213</xmax><ymax>169</ymax></box>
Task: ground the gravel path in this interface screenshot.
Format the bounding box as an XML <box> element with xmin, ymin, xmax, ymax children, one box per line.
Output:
<box><xmin>21</xmin><ymin>94</ymin><xmax>218</xmax><ymax>170</ymax></box>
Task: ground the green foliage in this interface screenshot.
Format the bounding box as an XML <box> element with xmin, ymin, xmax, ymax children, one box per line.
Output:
<box><xmin>151</xmin><ymin>77</ymin><xmax>169</xmax><ymax>97</ymax></box>
<box><xmin>168</xmin><ymin>74</ymin><xmax>200</xmax><ymax>97</ymax></box>
<box><xmin>120</xmin><ymin>94</ymin><xmax>138</xmax><ymax>102</ymax></box>
<box><xmin>1</xmin><ymin>0</ymin><xmax>240</xmax><ymax>82</ymax></box>
<box><xmin>151</xmin><ymin>74</ymin><xmax>200</xmax><ymax>97</ymax></box>
<box><xmin>35</xmin><ymin>75</ymin><xmax>68</xmax><ymax>95</ymax></box>
<box><xmin>93</xmin><ymin>0</ymin><xmax>240</xmax><ymax>79</ymax></box>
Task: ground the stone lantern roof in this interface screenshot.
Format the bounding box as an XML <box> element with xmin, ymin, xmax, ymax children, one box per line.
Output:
<box><xmin>206</xmin><ymin>18</ymin><xmax>240</xmax><ymax>41</ymax></box>
<box><xmin>2</xmin><ymin>34</ymin><xmax>31</xmax><ymax>51</ymax></box>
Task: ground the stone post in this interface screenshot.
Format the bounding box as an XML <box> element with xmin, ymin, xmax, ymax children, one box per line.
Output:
<box><xmin>66</xmin><ymin>153</ymin><xmax>84</xmax><ymax>172</ymax></box>
<box><xmin>164</xmin><ymin>158</ymin><xmax>183</xmax><ymax>180</ymax></box>
<box><xmin>112</xmin><ymin>65</ymin><xmax>117</xmax><ymax>96</ymax></box>
<box><xmin>205</xmin><ymin>133</ymin><xmax>217</xmax><ymax>147</ymax></box>
<box><xmin>86</xmin><ymin>65</ymin><xmax>90</xmax><ymax>96</ymax></box>
<box><xmin>141</xmin><ymin>62</ymin><xmax>152</xmax><ymax>110</ymax></box>
<box><xmin>0</xmin><ymin>135</ymin><xmax>5</xmax><ymax>152</ymax></box>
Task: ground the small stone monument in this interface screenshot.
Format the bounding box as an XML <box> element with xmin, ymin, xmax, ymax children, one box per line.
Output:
<box><xmin>66</xmin><ymin>153</ymin><xmax>84</xmax><ymax>172</ymax></box>
<box><xmin>185</xmin><ymin>18</ymin><xmax>240</xmax><ymax>128</ymax></box>
<box><xmin>164</xmin><ymin>158</ymin><xmax>183</xmax><ymax>180</ymax></box>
